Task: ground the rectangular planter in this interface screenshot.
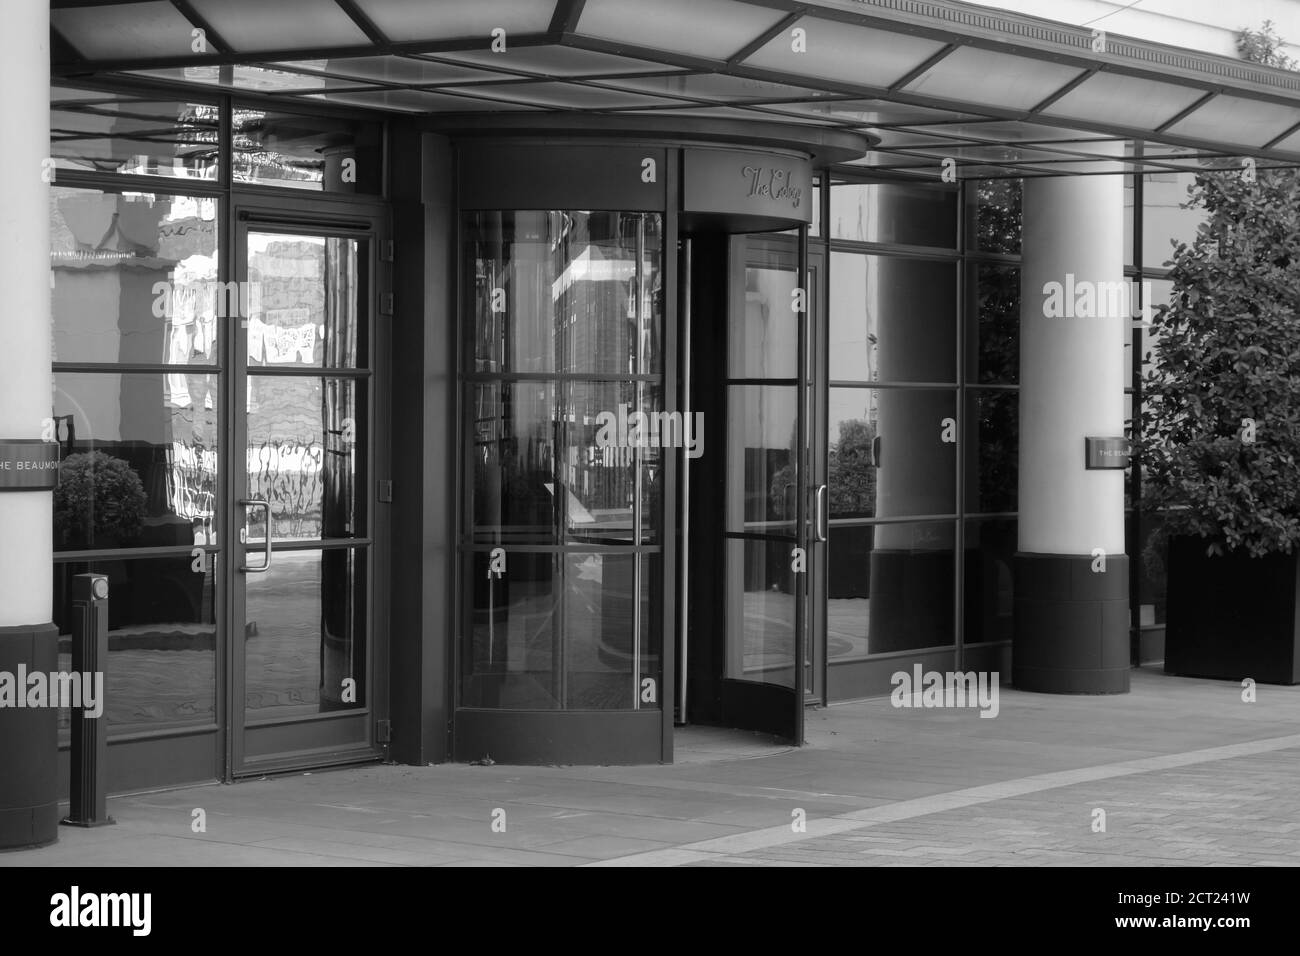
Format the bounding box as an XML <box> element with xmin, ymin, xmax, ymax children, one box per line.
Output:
<box><xmin>1165</xmin><ymin>537</ymin><xmax>1300</xmax><ymax>685</ymax></box>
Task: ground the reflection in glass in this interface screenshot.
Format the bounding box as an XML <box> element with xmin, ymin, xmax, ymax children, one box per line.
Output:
<box><xmin>964</xmin><ymin>518</ymin><xmax>1017</xmax><ymax>644</ymax></box>
<box><xmin>51</xmin><ymin>89</ymin><xmax>219</xmax><ymax>179</ymax></box>
<box><xmin>246</xmin><ymin>233</ymin><xmax>364</xmax><ymax>368</ymax></box>
<box><xmin>471</xmin><ymin>381</ymin><xmax>558</xmax><ymax>544</ymax></box>
<box><xmin>829</xmin><ymin>254</ymin><xmax>956</xmax><ymax>383</ymax></box>
<box><xmin>965</xmin><ymin>390</ymin><xmax>1018</xmax><ymax>513</ymax></box>
<box><xmin>966</xmin><ymin>178</ymin><xmax>1022</xmax><ymax>254</ymax></box>
<box><xmin>464</xmin><ymin>550</ymin><xmax>559</xmax><ymax>709</ymax></box>
<box><xmin>233</xmin><ymin>108</ymin><xmax>382</xmax><ymax>192</ymax></box>
<box><xmin>827</xmin><ymin>520</ymin><xmax>956</xmax><ymax>660</ymax></box>
<box><xmin>1137</xmin><ymin>513</ymin><xmax>1169</xmax><ymax>627</ymax></box>
<box><xmin>828</xmin><ymin>388</ymin><xmax>956</xmax><ymax>521</ymax></box>
<box><xmin>1141</xmin><ymin>172</ymin><xmax>1202</xmax><ymax>269</ymax></box>
<box><xmin>966</xmin><ymin>263</ymin><xmax>1019</xmax><ymax>384</ymax></box>
<box><xmin>725</xmin><ymin>538</ymin><xmax>796</xmax><ymax>687</ymax></box>
<box><xmin>565</xmin><ymin>552</ymin><xmax>655</xmax><ymax>709</ymax></box>
<box><xmin>53</xmin><ymin>373</ymin><xmax>219</xmax><ymax>551</ymax></box>
<box><xmin>727</xmin><ymin>385</ymin><xmax>797</xmax><ymax>533</ymax></box>
<box><xmin>54</xmin><ymin>556</ymin><xmax>217</xmax><ymax>737</ymax></box>
<box><xmin>830</xmin><ymin>181</ymin><xmax>957</xmax><ymax>248</ymax></box>
<box><xmin>466</xmin><ymin>211</ymin><xmax>663</xmax><ymax>375</ymax></box>
<box><xmin>563</xmin><ymin>382</ymin><xmax>662</xmax><ymax>545</ymax></box>
<box><xmin>245</xmin><ymin>376</ymin><xmax>361</xmax><ymax>542</ymax></box>
<box><xmin>244</xmin><ymin>548</ymin><xmax>366</xmax><ymax>716</ymax></box>
<box><xmin>51</xmin><ymin>187</ymin><xmax>220</xmax><ymax>365</ymax></box>
<box><xmin>731</xmin><ymin>258</ymin><xmax>798</xmax><ymax>379</ymax></box>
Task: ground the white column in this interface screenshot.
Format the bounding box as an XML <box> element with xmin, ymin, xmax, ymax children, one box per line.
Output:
<box><xmin>0</xmin><ymin>0</ymin><xmax>52</xmax><ymax>628</ymax></box>
<box><xmin>1018</xmin><ymin>167</ymin><xmax>1126</xmax><ymax>557</ymax></box>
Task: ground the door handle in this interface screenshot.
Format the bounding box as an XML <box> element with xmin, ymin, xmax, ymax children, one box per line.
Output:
<box><xmin>238</xmin><ymin>499</ymin><xmax>272</xmax><ymax>573</ymax></box>
<box><xmin>814</xmin><ymin>484</ymin><xmax>828</xmax><ymax>542</ymax></box>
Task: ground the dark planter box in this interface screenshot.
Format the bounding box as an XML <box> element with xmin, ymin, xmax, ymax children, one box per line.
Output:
<box><xmin>1165</xmin><ymin>537</ymin><xmax>1300</xmax><ymax>685</ymax></box>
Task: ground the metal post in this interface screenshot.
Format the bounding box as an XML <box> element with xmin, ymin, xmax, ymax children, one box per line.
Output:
<box><xmin>63</xmin><ymin>573</ymin><xmax>113</xmax><ymax>828</ymax></box>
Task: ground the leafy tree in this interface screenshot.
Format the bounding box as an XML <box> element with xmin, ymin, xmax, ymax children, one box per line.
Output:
<box><xmin>1140</xmin><ymin>158</ymin><xmax>1300</xmax><ymax>557</ymax></box>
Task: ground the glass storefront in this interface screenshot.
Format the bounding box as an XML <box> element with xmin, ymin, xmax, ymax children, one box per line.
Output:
<box><xmin>41</xmin><ymin>77</ymin><xmax>1205</xmax><ymax>777</ymax></box>
<box><xmin>460</xmin><ymin>211</ymin><xmax>664</xmax><ymax>713</ymax></box>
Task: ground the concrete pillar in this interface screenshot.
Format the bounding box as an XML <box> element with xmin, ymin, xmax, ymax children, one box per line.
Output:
<box><xmin>1015</xmin><ymin>162</ymin><xmax>1129</xmax><ymax>693</ymax></box>
<box><xmin>0</xmin><ymin>0</ymin><xmax>59</xmax><ymax>848</ymax></box>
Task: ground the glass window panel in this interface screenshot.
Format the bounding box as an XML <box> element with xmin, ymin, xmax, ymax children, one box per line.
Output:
<box><xmin>628</xmin><ymin>105</ymin><xmax>834</xmax><ymax>126</ymax></box>
<box><xmin>244</xmin><ymin>548</ymin><xmax>367</xmax><ymax>717</ymax></box>
<box><xmin>52</xmin><ymin>90</ymin><xmax>219</xmax><ymax>179</ymax></box>
<box><xmin>904</xmin><ymin>48</ymin><xmax>1086</xmax><ymax>111</ymax></box>
<box><xmin>52</xmin><ymin>187</ymin><xmax>220</xmax><ymax>365</ymax></box>
<box><xmin>124</xmin><ymin>65</ymin><xmax>365</xmax><ymax>93</ymax></box>
<box><xmin>965</xmin><ymin>389</ymin><xmax>1018</xmax><ymax>513</ymax></box>
<box><xmin>1042</xmin><ymin>72</ymin><xmax>1208</xmax><ymax>129</ymax></box>
<box><xmin>725</xmin><ymin>538</ymin><xmax>796</xmax><ymax>687</ymax></box>
<box><xmin>564</xmin><ymin>552</ymin><xmax>660</xmax><ymax>709</ymax></box>
<box><xmin>233</xmin><ymin>109</ymin><xmax>382</xmax><ymax>193</ymax></box>
<box><xmin>1140</xmin><ymin>172</ymin><xmax>1203</xmax><ymax>270</ymax></box>
<box><xmin>963</xmin><ymin>518</ymin><xmax>1017</xmax><ymax>645</ymax></box>
<box><xmin>463</xmin><ymin>549</ymin><xmax>560</xmax><ymax>709</ymax></box>
<box><xmin>830</xmin><ymin>182</ymin><xmax>957</xmax><ymax>248</ymax></box>
<box><xmin>827</xmin><ymin>387</ymin><xmax>956</xmax><ymax>520</ymax></box>
<box><xmin>563</xmin><ymin>382</ymin><xmax>662</xmax><ymax>545</ymax></box>
<box><xmin>354</xmin><ymin>0</ymin><xmax>555</xmax><ymax>42</ymax></box>
<box><xmin>592</xmin><ymin>73</ymin><xmax>834</xmax><ymax>103</ymax></box>
<box><xmin>744</xmin><ymin>17</ymin><xmax>946</xmax><ymax>88</ymax></box>
<box><xmin>274</xmin><ymin>56</ymin><xmax>514</xmax><ymax>85</ymax></box>
<box><xmin>186</xmin><ymin>0</ymin><xmax>369</xmax><ymax>52</ymax></box>
<box><xmin>1136</xmin><ymin>513</ymin><xmax>1169</xmax><ymax>627</ymax></box>
<box><xmin>1141</xmin><ymin>278</ymin><xmax>1173</xmax><ymax>374</ymax></box>
<box><xmin>826</xmin><ymin>520</ymin><xmax>955</xmax><ymax>658</ymax></box>
<box><xmin>52</xmin><ymin>2</ymin><xmax>197</xmax><ymax>60</ymax></box>
<box><xmin>245</xmin><ymin>376</ymin><xmax>363</xmax><ymax>543</ymax></box>
<box><xmin>1124</xmin><ymin>175</ymin><xmax>1134</xmax><ymax>267</ymax></box>
<box><xmin>732</xmin><ymin>253</ymin><xmax>799</xmax><ymax>379</ymax></box>
<box><xmin>53</xmin><ymin>372</ymin><xmax>219</xmax><ymax>552</ymax></box>
<box><xmin>830</xmin><ymin>254</ymin><xmax>957</xmax><ymax>383</ymax></box>
<box><xmin>1165</xmin><ymin>95</ymin><xmax>1300</xmax><ymax>148</ymax></box>
<box><xmin>466</xmin><ymin>211</ymin><xmax>663</xmax><ymax>375</ymax></box>
<box><xmin>54</xmin><ymin>555</ymin><xmax>217</xmax><ymax>738</ymax></box>
<box><xmin>761</xmin><ymin>99</ymin><xmax>980</xmax><ymax>126</ymax></box>
<box><xmin>1272</xmin><ymin>128</ymin><xmax>1300</xmax><ymax>154</ymax></box>
<box><xmin>580</xmin><ymin>0</ymin><xmax>787</xmax><ymax>61</ymax></box>
<box><xmin>430</xmin><ymin>46</ymin><xmax>679</xmax><ymax>77</ymax></box>
<box><xmin>965</xmin><ymin>262</ymin><xmax>1020</xmax><ymax>385</ymax></box>
<box><xmin>246</xmin><ymin>233</ymin><xmax>364</xmax><ymax>369</ymax></box>
<box><xmin>470</xmin><ymin>380</ymin><xmax>559</xmax><ymax>544</ymax></box>
<box><xmin>300</xmin><ymin>88</ymin><xmax>527</xmax><ymax>113</ymax></box>
<box><xmin>726</xmin><ymin>385</ymin><xmax>797</xmax><ymax>534</ymax></box>
<box><xmin>966</xmin><ymin>177</ymin><xmax>1021</xmax><ymax>254</ymax></box>
<box><xmin>443</xmin><ymin>81</ymin><xmax>684</xmax><ymax>110</ymax></box>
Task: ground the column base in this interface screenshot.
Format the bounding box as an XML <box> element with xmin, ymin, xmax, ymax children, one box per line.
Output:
<box><xmin>0</xmin><ymin>623</ymin><xmax>60</xmax><ymax>850</ymax></box>
<box><xmin>1013</xmin><ymin>553</ymin><xmax>1129</xmax><ymax>694</ymax></box>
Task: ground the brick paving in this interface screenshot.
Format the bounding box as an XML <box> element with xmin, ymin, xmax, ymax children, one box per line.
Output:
<box><xmin>6</xmin><ymin>666</ymin><xmax>1300</xmax><ymax>866</ymax></box>
<box><xmin>683</xmin><ymin>748</ymin><xmax>1300</xmax><ymax>867</ymax></box>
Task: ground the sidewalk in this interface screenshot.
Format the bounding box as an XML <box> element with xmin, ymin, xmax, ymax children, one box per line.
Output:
<box><xmin>6</xmin><ymin>666</ymin><xmax>1299</xmax><ymax>866</ymax></box>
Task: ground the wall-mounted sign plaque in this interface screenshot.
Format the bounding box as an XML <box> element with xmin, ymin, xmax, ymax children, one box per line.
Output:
<box><xmin>1085</xmin><ymin>436</ymin><xmax>1131</xmax><ymax>470</ymax></box>
<box><xmin>683</xmin><ymin>148</ymin><xmax>814</xmax><ymax>226</ymax></box>
<box><xmin>0</xmin><ymin>440</ymin><xmax>60</xmax><ymax>490</ymax></box>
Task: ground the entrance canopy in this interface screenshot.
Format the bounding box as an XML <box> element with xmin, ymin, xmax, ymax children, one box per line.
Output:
<box><xmin>52</xmin><ymin>0</ymin><xmax>1300</xmax><ymax>176</ymax></box>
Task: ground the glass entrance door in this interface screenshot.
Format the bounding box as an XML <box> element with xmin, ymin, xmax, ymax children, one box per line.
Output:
<box><xmin>684</xmin><ymin>229</ymin><xmax>821</xmax><ymax>741</ymax></box>
<box><xmin>229</xmin><ymin>204</ymin><xmax>388</xmax><ymax>774</ymax></box>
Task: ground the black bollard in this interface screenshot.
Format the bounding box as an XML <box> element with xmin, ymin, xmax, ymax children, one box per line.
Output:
<box><xmin>62</xmin><ymin>573</ymin><xmax>113</xmax><ymax>828</ymax></box>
